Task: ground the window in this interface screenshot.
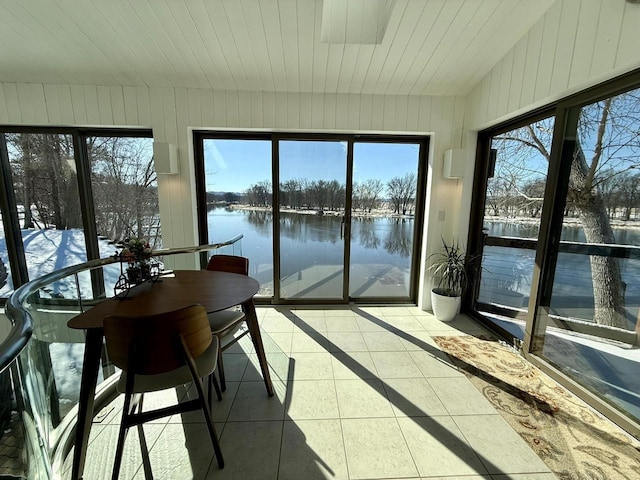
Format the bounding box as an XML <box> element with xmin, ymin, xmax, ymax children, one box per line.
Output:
<box><xmin>87</xmin><ymin>136</ymin><xmax>160</xmax><ymax>249</ymax></box>
<box><xmin>474</xmin><ymin>116</ymin><xmax>554</xmax><ymax>334</ymax></box>
<box><xmin>200</xmin><ymin>138</ymin><xmax>273</xmax><ymax>296</ymax></box>
<box><xmin>6</xmin><ymin>133</ymin><xmax>85</xmax><ymax>285</ymax></box>
<box><xmin>536</xmin><ymin>86</ymin><xmax>640</xmax><ymax>426</ymax></box>
<box><xmin>0</xmin><ymin>128</ymin><xmax>156</xmax><ymax>299</ymax></box>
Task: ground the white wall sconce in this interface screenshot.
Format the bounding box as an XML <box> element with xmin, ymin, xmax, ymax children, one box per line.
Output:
<box><xmin>153</xmin><ymin>142</ymin><xmax>178</xmax><ymax>175</ymax></box>
<box><xmin>443</xmin><ymin>149</ymin><xmax>465</xmax><ymax>179</ymax></box>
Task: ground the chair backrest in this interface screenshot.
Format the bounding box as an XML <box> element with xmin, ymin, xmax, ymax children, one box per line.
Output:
<box><xmin>104</xmin><ymin>304</ymin><xmax>211</xmax><ymax>376</ymax></box>
<box><xmin>206</xmin><ymin>254</ymin><xmax>249</xmax><ymax>276</ymax></box>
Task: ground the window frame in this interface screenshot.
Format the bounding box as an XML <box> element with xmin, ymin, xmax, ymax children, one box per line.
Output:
<box><xmin>193</xmin><ymin>130</ymin><xmax>429</xmax><ymax>305</ymax></box>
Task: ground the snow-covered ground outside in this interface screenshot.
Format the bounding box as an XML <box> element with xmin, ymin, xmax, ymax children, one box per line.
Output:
<box><xmin>0</xmin><ymin>226</ymin><xmax>122</xmax><ymax>297</ymax></box>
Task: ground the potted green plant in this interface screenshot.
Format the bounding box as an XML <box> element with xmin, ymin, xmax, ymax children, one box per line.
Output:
<box><xmin>428</xmin><ymin>239</ymin><xmax>473</xmax><ymax>322</ymax></box>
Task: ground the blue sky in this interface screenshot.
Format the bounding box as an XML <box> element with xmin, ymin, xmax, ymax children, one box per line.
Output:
<box><xmin>203</xmin><ymin>139</ymin><xmax>420</xmax><ymax>193</ymax></box>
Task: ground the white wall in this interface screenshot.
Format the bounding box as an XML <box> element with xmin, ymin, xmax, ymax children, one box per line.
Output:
<box><xmin>465</xmin><ymin>0</ymin><xmax>640</xmax><ymax>130</ymax></box>
<box><xmin>0</xmin><ymin>84</ymin><xmax>467</xmax><ymax>308</ymax></box>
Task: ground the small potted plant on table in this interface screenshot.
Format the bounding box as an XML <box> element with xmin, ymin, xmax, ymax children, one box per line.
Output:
<box><xmin>113</xmin><ymin>237</ymin><xmax>161</xmax><ymax>297</ymax></box>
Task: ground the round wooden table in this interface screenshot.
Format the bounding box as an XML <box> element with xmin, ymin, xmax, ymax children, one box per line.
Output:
<box><xmin>67</xmin><ymin>270</ymin><xmax>273</xmax><ymax>480</ymax></box>
<box><xmin>68</xmin><ymin>270</ymin><xmax>260</xmax><ymax>329</ymax></box>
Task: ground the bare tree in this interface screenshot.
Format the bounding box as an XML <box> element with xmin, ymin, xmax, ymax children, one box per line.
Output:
<box><xmin>492</xmin><ymin>89</ymin><xmax>640</xmax><ymax>328</ymax></box>
<box><xmin>521</xmin><ymin>178</ymin><xmax>546</xmax><ymax>218</ymax></box>
<box><xmin>325</xmin><ymin>180</ymin><xmax>345</xmax><ymax>211</ymax></box>
<box><xmin>245</xmin><ymin>181</ymin><xmax>272</xmax><ymax>207</ymax></box>
<box><xmin>7</xmin><ymin>133</ymin><xmax>78</xmax><ymax>230</ymax></box>
<box><xmin>88</xmin><ymin>137</ymin><xmax>159</xmax><ymax>244</ymax></box>
<box><xmin>387</xmin><ymin>173</ymin><xmax>416</xmax><ymax>215</ymax></box>
<box><xmin>308</xmin><ymin>180</ymin><xmax>329</xmax><ymax>210</ymax></box>
<box><xmin>354</xmin><ymin>179</ymin><xmax>385</xmax><ymax>213</ymax></box>
<box><xmin>280</xmin><ymin>179</ymin><xmax>300</xmax><ymax>208</ymax></box>
<box><xmin>616</xmin><ymin>172</ymin><xmax>640</xmax><ymax>220</ymax></box>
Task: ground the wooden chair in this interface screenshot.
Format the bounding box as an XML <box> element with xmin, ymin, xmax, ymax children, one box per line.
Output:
<box><xmin>206</xmin><ymin>254</ymin><xmax>251</xmax><ymax>391</ymax></box>
<box><xmin>103</xmin><ymin>305</ymin><xmax>224</xmax><ymax>480</ymax></box>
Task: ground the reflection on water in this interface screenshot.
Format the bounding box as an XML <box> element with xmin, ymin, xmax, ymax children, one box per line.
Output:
<box><xmin>484</xmin><ymin>220</ymin><xmax>541</xmax><ymax>239</ymax></box>
<box><xmin>210</xmin><ymin>207</ymin><xmax>414</xmax><ymax>258</ymax></box>
<box><xmin>208</xmin><ymin>206</ymin><xmax>415</xmax><ymax>298</ymax></box>
<box><xmin>279</xmin><ymin>213</ymin><xmax>342</xmax><ymax>244</ymax></box>
<box><xmin>245</xmin><ymin>209</ymin><xmax>272</xmax><ymax>236</ymax></box>
<box><xmin>352</xmin><ymin>218</ymin><xmax>382</xmax><ymax>250</ymax></box>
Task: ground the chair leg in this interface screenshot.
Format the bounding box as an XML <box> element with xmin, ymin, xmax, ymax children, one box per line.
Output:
<box><xmin>112</xmin><ymin>393</ymin><xmax>132</xmax><ymax>480</ymax></box>
<box><xmin>193</xmin><ymin>376</ymin><xmax>224</xmax><ymax>469</ymax></box>
<box><xmin>182</xmin><ymin>335</ymin><xmax>224</xmax><ymax>469</ymax></box>
<box><xmin>217</xmin><ymin>347</ymin><xmax>227</xmax><ymax>392</ymax></box>
<box><xmin>136</xmin><ymin>396</ymin><xmax>153</xmax><ymax>480</ymax></box>
<box><xmin>206</xmin><ymin>373</ymin><xmax>222</xmax><ymax>408</ymax></box>
<box><xmin>211</xmin><ymin>371</ymin><xmax>222</xmax><ymax>401</ymax></box>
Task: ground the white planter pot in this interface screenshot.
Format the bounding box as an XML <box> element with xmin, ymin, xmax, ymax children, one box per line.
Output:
<box><xmin>431</xmin><ymin>289</ymin><xmax>461</xmax><ymax>322</ymax></box>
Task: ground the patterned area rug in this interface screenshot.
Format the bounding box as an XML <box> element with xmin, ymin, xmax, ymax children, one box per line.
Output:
<box><xmin>433</xmin><ymin>335</ymin><xmax>640</xmax><ymax>480</ymax></box>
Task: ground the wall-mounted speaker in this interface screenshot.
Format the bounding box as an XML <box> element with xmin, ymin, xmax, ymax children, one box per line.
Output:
<box><xmin>443</xmin><ymin>149</ymin><xmax>465</xmax><ymax>179</ymax></box>
<box><xmin>153</xmin><ymin>142</ymin><xmax>178</xmax><ymax>175</ymax></box>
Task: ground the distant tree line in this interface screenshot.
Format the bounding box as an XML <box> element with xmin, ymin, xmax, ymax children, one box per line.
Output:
<box><xmin>486</xmin><ymin>170</ymin><xmax>640</xmax><ymax>221</ymax></box>
<box><xmin>208</xmin><ymin>173</ymin><xmax>417</xmax><ymax>215</ymax></box>
<box><xmin>206</xmin><ymin>191</ymin><xmax>241</xmax><ymax>204</ymax></box>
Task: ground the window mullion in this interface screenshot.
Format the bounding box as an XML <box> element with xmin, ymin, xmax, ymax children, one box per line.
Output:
<box><xmin>0</xmin><ymin>133</ymin><xmax>29</xmax><ymax>287</ymax></box>
<box><xmin>523</xmin><ymin>105</ymin><xmax>580</xmax><ymax>354</ymax></box>
<box><xmin>73</xmin><ymin>133</ymin><xmax>106</xmax><ymax>299</ymax></box>
<box><xmin>74</xmin><ymin>133</ymin><xmax>100</xmax><ymax>260</ymax></box>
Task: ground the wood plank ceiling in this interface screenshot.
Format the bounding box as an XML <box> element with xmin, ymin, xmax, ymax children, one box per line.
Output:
<box><xmin>0</xmin><ymin>0</ymin><xmax>556</xmax><ymax>96</ymax></box>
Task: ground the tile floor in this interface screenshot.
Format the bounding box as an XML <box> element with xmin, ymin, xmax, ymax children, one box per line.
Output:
<box><xmin>64</xmin><ymin>306</ymin><xmax>557</xmax><ymax>480</ymax></box>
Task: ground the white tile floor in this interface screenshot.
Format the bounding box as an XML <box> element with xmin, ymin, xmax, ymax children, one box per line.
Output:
<box><xmin>66</xmin><ymin>306</ymin><xmax>558</xmax><ymax>480</ymax></box>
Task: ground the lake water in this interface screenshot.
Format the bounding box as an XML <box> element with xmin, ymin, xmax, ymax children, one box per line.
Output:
<box><xmin>481</xmin><ymin>220</ymin><xmax>640</xmax><ymax>328</ymax></box>
<box><xmin>484</xmin><ymin>219</ymin><xmax>640</xmax><ymax>245</ymax></box>
<box><xmin>207</xmin><ymin>206</ymin><xmax>415</xmax><ymax>298</ymax></box>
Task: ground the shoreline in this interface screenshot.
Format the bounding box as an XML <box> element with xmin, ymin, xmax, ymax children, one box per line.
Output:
<box><xmin>208</xmin><ymin>205</ymin><xmax>640</xmax><ymax>228</ymax></box>
<box><xmin>212</xmin><ymin>203</ymin><xmax>415</xmax><ymax>219</ymax></box>
<box><xmin>485</xmin><ymin>216</ymin><xmax>640</xmax><ymax>230</ymax></box>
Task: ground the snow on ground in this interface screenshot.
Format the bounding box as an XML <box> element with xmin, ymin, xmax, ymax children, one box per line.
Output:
<box><xmin>1</xmin><ymin>228</ymin><xmax>122</xmax><ymax>297</ymax></box>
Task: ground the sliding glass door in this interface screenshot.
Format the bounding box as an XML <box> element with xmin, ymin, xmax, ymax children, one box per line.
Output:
<box><xmin>195</xmin><ymin>133</ymin><xmax>428</xmax><ymax>304</ymax></box>
<box><xmin>532</xmin><ymin>85</ymin><xmax>640</xmax><ymax>426</ymax></box>
<box><xmin>278</xmin><ymin>139</ymin><xmax>348</xmax><ymax>300</ymax></box>
<box><xmin>199</xmin><ymin>138</ymin><xmax>274</xmax><ymax>297</ymax></box>
<box><xmin>349</xmin><ymin>141</ymin><xmax>421</xmax><ymax>299</ymax></box>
